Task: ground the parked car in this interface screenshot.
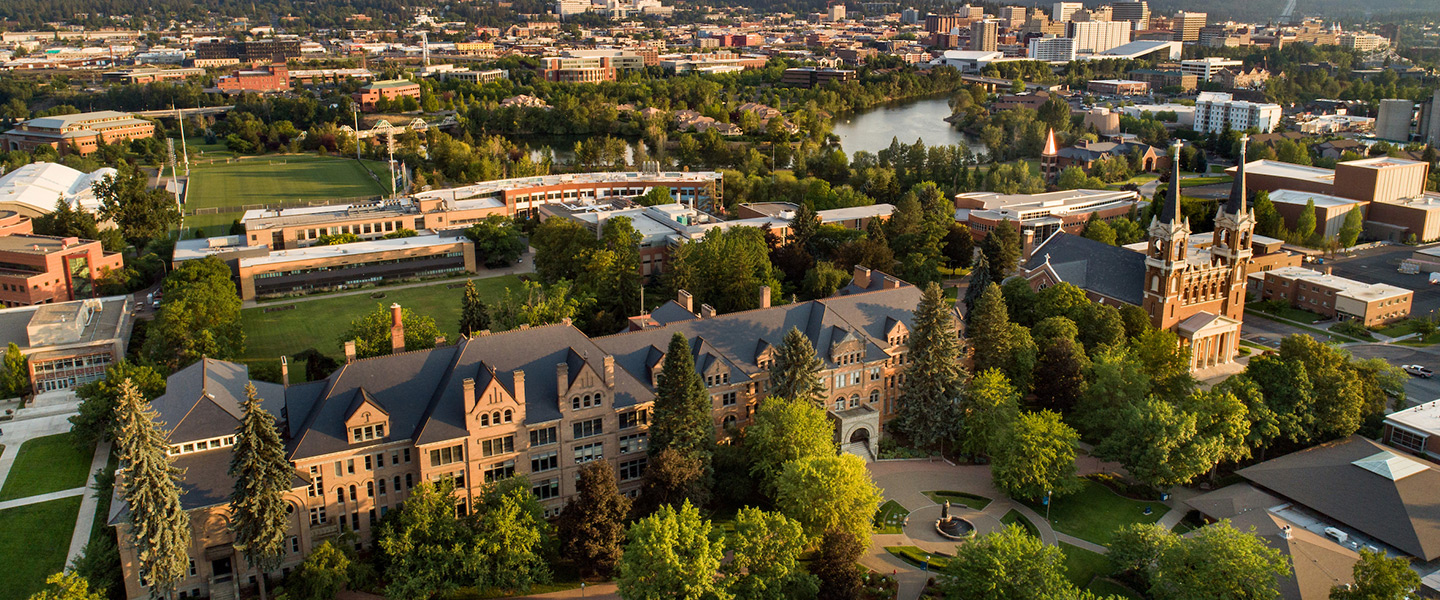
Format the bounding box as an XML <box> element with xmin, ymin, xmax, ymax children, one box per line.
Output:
<box><xmin>1403</xmin><ymin>365</ymin><xmax>1434</xmax><ymax>378</ymax></box>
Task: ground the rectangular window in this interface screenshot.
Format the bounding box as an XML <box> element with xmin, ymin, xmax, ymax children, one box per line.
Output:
<box><xmin>531</xmin><ymin>450</ymin><xmax>559</xmax><ymax>473</ymax></box>
<box><xmin>376</xmin><ymin>453</ymin><xmax>384</xmax><ymax>468</ymax></box>
<box><xmin>290</xmin><ymin>536</ymin><xmax>299</xmax><ymax>554</ymax></box>
<box><xmin>530</xmin><ymin>426</ymin><xmax>558</xmax><ymax>447</ymax></box>
<box><xmin>1391</xmin><ymin>428</ymin><xmax>1428</xmax><ymax>454</ymax></box>
<box><xmin>403</xmin><ymin>448</ymin><xmax>411</xmax><ymax>463</ymax></box>
<box><xmin>405</xmin><ymin>473</ymin><xmax>413</xmax><ymax>488</ymax></box>
<box><xmin>533</xmin><ymin>478</ymin><xmax>560</xmax><ymax>500</ymax></box>
<box><xmin>573</xmin><ymin>418</ymin><xmax>604</xmax><ymax>440</ymax></box>
<box><xmin>364</xmin><ymin>455</ymin><xmax>373</xmax><ymax>471</ymax></box>
<box><xmin>429</xmin><ymin>444</ymin><xmax>464</xmax><ymax>467</ymax></box>
<box><xmin>574</xmin><ymin>442</ymin><xmax>604</xmax><ymax>464</ymax></box>
<box><xmin>334</xmin><ymin>461</ymin><xmax>342</xmax><ymax>477</ymax></box>
<box><xmin>484</xmin><ymin>460</ymin><xmax>516</xmax><ymax>483</ymax></box>
<box><xmin>309</xmin><ymin>506</ymin><xmax>326</xmax><ymax>525</ymax></box>
<box><xmin>619</xmin><ymin>410</ymin><xmax>648</xmax><ymax>430</ymax></box>
<box><xmin>619</xmin><ymin>433</ymin><xmax>647</xmax><ymax>455</ymax></box>
<box><xmin>721</xmin><ymin>392</ymin><xmax>737</xmax><ymax>406</ymax></box>
<box><xmin>366</xmin><ymin>481</ymin><xmax>374</xmax><ymax>497</ymax></box>
<box><xmin>378</xmin><ymin>478</ymin><xmax>387</xmax><ymax>495</ymax></box>
<box><xmin>308</xmin><ymin>466</ymin><xmax>323</xmax><ymax>497</ymax></box>
<box><xmin>618</xmin><ymin>457</ymin><xmax>647</xmax><ymax>482</ymax></box>
<box><xmin>481</xmin><ymin>435</ymin><xmax>515</xmax><ymax>458</ymax></box>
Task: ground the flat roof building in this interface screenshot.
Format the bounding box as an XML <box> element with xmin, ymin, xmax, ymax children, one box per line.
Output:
<box><xmin>1180</xmin><ymin>57</ymin><xmax>1243</xmax><ymax>82</ymax></box>
<box><xmin>956</xmin><ymin>188</ymin><xmax>1141</xmax><ymax>255</ymax></box>
<box><xmin>1087</xmin><ymin>79</ymin><xmax>1150</xmax><ymax>96</ymax></box>
<box><xmin>235</xmin><ymin>232</ymin><xmax>477</xmax><ymax>300</ymax></box>
<box><xmin>0</xmin><ymin>296</ymin><xmax>131</xmax><ymax>395</ymax></box>
<box><xmin>0</xmin><ymin>233</ymin><xmax>124</xmax><ymax>308</ymax></box>
<box><xmin>1258</xmin><ymin>265</ymin><xmax>1412</xmax><ymax>326</ymax></box>
<box><xmin>1383</xmin><ymin>401</ymin><xmax>1440</xmax><ymax>464</ymax></box>
<box><xmin>1266</xmin><ymin>189</ymin><xmax>1365</xmax><ymax>239</ymax></box>
<box><xmin>0</xmin><ymin>162</ymin><xmax>115</xmax><ymax>217</ymax></box>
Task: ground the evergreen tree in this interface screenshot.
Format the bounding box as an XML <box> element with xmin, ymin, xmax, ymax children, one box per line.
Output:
<box><xmin>894</xmin><ymin>282</ymin><xmax>967</xmax><ymax>450</ymax></box>
<box><xmin>980</xmin><ymin>220</ymin><xmax>1021</xmax><ymax>283</ymax></box>
<box><xmin>557</xmin><ymin>461</ymin><xmax>630</xmax><ymax>578</ymax></box>
<box><xmin>113</xmin><ymin>379</ymin><xmax>191</xmax><ymax>599</ymax></box>
<box><xmin>228</xmin><ymin>383</ymin><xmax>291</xmax><ymax>600</ymax></box>
<box><xmin>1296</xmin><ymin>199</ymin><xmax>1317</xmax><ymax>242</ymax></box>
<box><xmin>645</xmin><ymin>332</ymin><xmax>713</xmax><ymax>508</ymax></box>
<box><xmin>961</xmin><ymin>252</ymin><xmax>991</xmax><ymax>328</ymax></box>
<box><xmin>968</xmin><ymin>283</ymin><xmax>1014</xmax><ymax>377</ymax></box>
<box><xmin>1032</xmin><ymin>337</ymin><xmax>1085</xmax><ymax>413</ymax></box>
<box><xmin>768</xmin><ymin>327</ymin><xmax>825</xmax><ymax>405</ymax></box>
<box><xmin>458</xmin><ymin>280</ymin><xmax>491</xmax><ymax>336</ymax></box>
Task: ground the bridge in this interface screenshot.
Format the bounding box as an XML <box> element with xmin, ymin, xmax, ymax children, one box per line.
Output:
<box><xmin>134</xmin><ymin>105</ymin><xmax>235</xmax><ymax>119</ymax></box>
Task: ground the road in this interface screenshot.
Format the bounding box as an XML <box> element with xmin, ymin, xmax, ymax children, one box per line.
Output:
<box><xmin>1345</xmin><ymin>343</ymin><xmax>1440</xmax><ymax>405</ymax></box>
<box><xmin>1322</xmin><ymin>244</ymin><xmax>1440</xmax><ymax>317</ymax></box>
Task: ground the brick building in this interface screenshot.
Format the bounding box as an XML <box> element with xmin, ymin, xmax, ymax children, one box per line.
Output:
<box><xmin>193</xmin><ymin>39</ymin><xmax>301</xmax><ymax>67</ymax></box>
<box><xmin>355</xmin><ymin>80</ymin><xmax>421</xmax><ymax>112</ymax></box>
<box><xmin>1087</xmin><ymin>79</ymin><xmax>1150</xmax><ymax>96</ymax></box>
<box><xmin>0</xmin><ymin>296</ymin><xmax>132</xmax><ymax>394</ymax></box>
<box><xmin>215</xmin><ymin>62</ymin><xmax>291</xmax><ymax>93</ymax></box>
<box><xmin>1</xmin><ymin>111</ymin><xmax>155</xmax><ymax>156</ymax></box>
<box><xmin>0</xmin><ymin>233</ymin><xmax>124</xmax><ymax>307</ymax></box>
<box><xmin>1258</xmin><ymin>266</ymin><xmax>1412</xmax><ymax>326</ymax></box>
<box><xmin>112</xmin><ymin>270</ymin><xmax>939</xmax><ymax>599</ymax></box>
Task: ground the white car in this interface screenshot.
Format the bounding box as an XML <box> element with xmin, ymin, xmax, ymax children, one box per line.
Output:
<box><xmin>1403</xmin><ymin>365</ymin><xmax>1434</xmax><ymax>378</ymax></box>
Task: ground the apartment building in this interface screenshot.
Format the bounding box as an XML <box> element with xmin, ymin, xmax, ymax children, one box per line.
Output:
<box><xmin>1258</xmin><ymin>266</ymin><xmax>1411</xmax><ymax>326</ymax></box>
<box><xmin>1068</xmin><ymin>21</ymin><xmax>1131</xmax><ymax>54</ymax></box>
<box><xmin>1172</xmin><ymin>11</ymin><xmax>1208</xmax><ymax>42</ymax></box>
<box><xmin>355</xmin><ymin>80</ymin><xmax>421</xmax><ymax>111</ymax></box>
<box><xmin>780</xmin><ymin>67</ymin><xmax>857</xmax><ymax>88</ymax></box>
<box><xmin>1179</xmin><ymin>57</ymin><xmax>1243</xmax><ymax>82</ymax></box>
<box><xmin>2</xmin><ymin>111</ymin><xmax>155</xmax><ymax>155</ymax></box>
<box><xmin>193</xmin><ymin>39</ymin><xmax>301</xmax><ymax>67</ymax></box>
<box><xmin>1087</xmin><ymin>79</ymin><xmax>1150</xmax><ymax>96</ymax></box>
<box><xmin>113</xmin><ymin>270</ymin><xmax>934</xmax><ymax>599</ymax></box>
<box><xmin>1194</xmin><ymin>92</ymin><xmax>1281</xmax><ymax>133</ymax></box>
<box><xmin>1028</xmin><ymin>36</ymin><xmax>1076</xmax><ymax>62</ymax></box>
<box><xmin>970</xmin><ymin>19</ymin><xmax>999</xmax><ymax>52</ymax></box>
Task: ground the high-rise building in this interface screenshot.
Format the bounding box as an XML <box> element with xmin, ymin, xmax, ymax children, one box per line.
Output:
<box><xmin>901</xmin><ymin>7</ymin><xmax>920</xmax><ymax>24</ymax></box>
<box><xmin>1112</xmin><ymin>0</ymin><xmax>1150</xmax><ymax>29</ymax></box>
<box><xmin>827</xmin><ymin>2</ymin><xmax>846</xmax><ymax>22</ymax></box>
<box><xmin>1172</xmin><ymin>11</ymin><xmax>1207</xmax><ymax>42</ymax></box>
<box><xmin>958</xmin><ymin>4</ymin><xmax>984</xmax><ymax>20</ymax></box>
<box><xmin>1179</xmin><ymin>57</ymin><xmax>1243</xmax><ymax>82</ymax></box>
<box><xmin>970</xmin><ymin>19</ymin><xmax>999</xmax><ymax>52</ymax></box>
<box><xmin>1052</xmin><ymin>2</ymin><xmax>1083</xmax><ymax>22</ymax></box>
<box><xmin>925</xmin><ymin>14</ymin><xmax>966</xmax><ymax>33</ymax></box>
<box><xmin>1420</xmin><ymin>90</ymin><xmax>1440</xmax><ymax>146</ymax></box>
<box><xmin>1194</xmin><ymin>92</ymin><xmax>1281</xmax><ymax>133</ymax></box>
<box><xmin>1029</xmin><ymin>35</ymin><xmax>1077</xmax><ymax>62</ymax></box>
<box><xmin>1375</xmin><ymin>99</ymin><xmax>1416</xmax><ymax>143</ymax></box>
<box><xmin>999</xmin><ymin>6</ymin><xmax>1027</xmax><ymax>28</ymax></box>
<box><xmin>1068</xmin><ymin>20</ymin><xmax>1131</xmax><ymax>54</ymax></box>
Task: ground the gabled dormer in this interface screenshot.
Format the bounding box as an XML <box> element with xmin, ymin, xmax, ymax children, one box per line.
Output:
<box><xmin>755</xmin><ymin>339</ymin><xmax>776</xmax><ymax>371</ymax></box>
<box><xmin>699</xmin><ymin>351</ymin><xmax>730</xmax><ymax>387</ymax></box>
<box><xmin>829</xmin><ymin>327</ymin><xmax>865</xmax><ymax>366</ymax></box>
<box><xmin>884</xmin><ymin>317</ymin><xmax>910</xmax><ymax>348</ymax></box>
<box><xmin>557</xmin><ymin>348</ymin><xmax>616</xmax><ymax>413</ymax></box>
<box><xmin>464</xmin><ymin>363</ymin><xmax>524</xmax><ymax>431</ymax></box>
<box><xmin>645</xmin><ymin>344</ymin><xmax>666</xmax><ymax>387</ymax></box>
<box><xmin>344</xmin><ymin>388</ymin><xmax>390</xmax><ymax>445</ymax></box>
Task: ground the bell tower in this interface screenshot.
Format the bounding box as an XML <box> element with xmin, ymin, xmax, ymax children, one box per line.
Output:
<box><xmin>1142</xmin><ymin>141</ymin><xmax>1190</xmax><ymax>329</ymax></box>
<box><xmin>1213</xmin><ymin>134</ymin><xmax>1256</xmax><ymax>320</ymax></box>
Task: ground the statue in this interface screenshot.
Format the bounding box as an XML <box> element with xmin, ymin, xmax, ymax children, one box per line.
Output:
<box><xmin>942</xmin><ymin>500</ymin><xmax>950</xmax><ymax>520</ymax></box>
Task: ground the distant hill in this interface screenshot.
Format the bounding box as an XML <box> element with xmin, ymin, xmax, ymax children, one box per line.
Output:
<box><xmin>997</xmin><ymin>0</ymin><xmax>1432</xmax><ymax>21</ymax></box>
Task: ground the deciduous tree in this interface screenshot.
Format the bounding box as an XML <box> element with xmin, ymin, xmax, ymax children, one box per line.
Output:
<box><xmin>1032</xmin><ymin>336</ymin><xmax>1085</xmax><ymax>413</ymax></box>
<box><xmin>1148</xmin><ymin>522</ymin><xmax>1289</xmax><ymax>600</ymax></box>
<box><xmin>94</xmin><ymin>167</ymin><xmax>181</xmax><ymax>248</ymax></box>
<box><xmin>940</xmin><ymin>524</ymin><xmax>1076</xmax><ymax>600</ymax></box>
<box><xmin>957</xmin><ymin>369</ymin><xmax>1020</xmax><ymax>459</ymax></box>
<box><xmin>337</xmin><ymin>303</ymin><xmax>441</xmax><ymax>359</ymax></box>
<box><xmin>144</xmin><ymin>257</ymin><xmax>245</xmax><ymax>369</ymax></box>
<box><xmin>746</xmin><ymin>397</ymin><xmax>835</xmax><ymax>496</ymax></box>
<box><xmin>616</xmin><ymin>501</ymin><xmax>728</xmax><ymax>600</ymax></box>
<box><xmin>774</xmin><ymin>454</ymin><xmax>883</xmax><ymax>548</ymax></box>
<box><xmin>724</xmin><ymin>508</ymin><xmax>817</xmax><ymax>600</ymax></box>
<box><xmin>991</xmin><ymin>410</ymin><xmax>1079</xmax><ymax>501</ymax></box>
<box><xmin>557</xmin><ymin>462</ymin><xmax>631</xmax><ymax>577</ymax></box>
<box><xmin>811</xmin><ymin>530</ymin><xmax>865</xmax><ymax>600</ymax></box>
<box><xmin>1331</xmin><ymin>548</ymin><xmax>1422</xmax><ymax>600</ymax></box>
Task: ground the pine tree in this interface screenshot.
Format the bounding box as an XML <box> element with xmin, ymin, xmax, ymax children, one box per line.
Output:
<box><xmin>649</xmin><ymin>332</ymin><xmax>713</xmax><ymax>465</ymax></box>
<box><xmin>557</xmin><ymin>461</ymin><xmax>631</xmax><ymax>577</ymax></box>
<box><xmin>768</xmin><ymin>327</ymin><xmax>825</xmax><ymax>405</ymax></box>
<box><xmin>962</xmin><ymin>253</ymin><xmax>991</xmax><ymax>329</ymax></box>
<box><xmin>980</xmin><ymin>220</ymin><xmax>1021</xmax><ymax>282</ymax></box>
<box><xmin>895</xmin><ymin>282</ymin><xmax>967</xmax><ymax>450</ymax></box>
<box><xmin>114</xmin><ymin>379</ymin><xmax>190</xmax><ymax>599</ymax></box>
<box><xmin>458</xmin><ymin>280</ymin><xmax>491</xmax><ymax>336</ymax></box>
<box><xmin>969</xmin><ymin>283</ymin><xmax>1015</xmax><ymax>377</ymax></box>
<box><xmin>228</xmin><ymin>383</ymin><xmax>291</xmax><ymax>600</ymax></box>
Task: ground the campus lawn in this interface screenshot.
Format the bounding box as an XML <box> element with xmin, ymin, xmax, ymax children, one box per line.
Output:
<box><xmin>1021</xmin><ymin>480</ymin><xmax>1168</xmax><ymax>546</ymax></box>
<box><xmin>1001</xmin><ymin>509</ymin><xmax>1040</xmax><ymax>538</ymax></box>
<box><xmin>1061</xmin><ymin>543</ymin><xmax>1115</xmax><ymax>588</ymax></box>
<box><xmin>923</xmin><ymin>491</ymin><xmax>992</xmax><ymax>510</ymax></box>
<box><xmin>1180</xmin><ymin>175</ymin><xmax>1234</xmax><ymax>186</ymax></box>
<box><xmin>885</xmin><ymin>546</ymin><xmax>952</xmax><ymax>571</ymax></box>
<box><xmin>186</xmin><ymin>154</ymin><xmax>388</xmax><ymax>212</ymax></box>
<box><xmin>1376</xmin><ymin>319</ymin><xmax>1440</xmax><ymax>345</ymax></box>
<box><xmin>0</xmin><ymin>432</ymin><xmax>94</xmax><ymax>501</ymax></box>
<box><xmin>1246</xmin><ymin>301</ymin><xmax>1327</xmax><ymax>324</ymax></box>
<box><xmin>875</xmin><ymin>500</ymin><xmax>910</xmax><ymax>534</ymax></box>
<box><xmin>240</xmin><ymin>274</ymin><xmax>525</xmax><ymax>367</ymax></box>
<box><xmin>0</xmin><ymin>496</ymin><xmax>84</xmax><ymax>600</ymax></box>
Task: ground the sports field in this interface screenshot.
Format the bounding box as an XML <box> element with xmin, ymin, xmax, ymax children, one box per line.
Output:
<box><xmin>186</xmin><ymin>154</ymin><xmax>389</xmax><ymax>211</ymax></box>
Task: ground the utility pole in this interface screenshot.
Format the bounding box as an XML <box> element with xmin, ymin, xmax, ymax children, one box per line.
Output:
<box><xmin>353</xmin><ymin>107</ymin><xmax>362</xmax><ymax>161</ymax></box>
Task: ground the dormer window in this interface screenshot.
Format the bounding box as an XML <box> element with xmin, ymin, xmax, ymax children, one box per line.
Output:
<box><xmin>168</xmin><ymin>435</ymin><xmax>237</xmax><ymax>456</ymax></box>
<box><xmin>352</xmin><ymin>423</ymin><xmax>386</xmax><ymax>443</ymax></box>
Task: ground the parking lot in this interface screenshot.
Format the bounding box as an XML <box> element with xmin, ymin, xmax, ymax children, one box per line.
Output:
<box><xmin>1322</xmin><ymin>244</ymin><xmax>1440</xmax><ymax>317</ymax></box>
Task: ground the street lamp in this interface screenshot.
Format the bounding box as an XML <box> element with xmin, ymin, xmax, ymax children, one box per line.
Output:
<box><xmin>1045</xmin><ymin>490</ymin><xmax>1053</xmax><ymax>524</ymax></box>
<box><xmin>924</xmin><ymin>554</ymin><xmax>930</xmax><ymax>573</ymax></box>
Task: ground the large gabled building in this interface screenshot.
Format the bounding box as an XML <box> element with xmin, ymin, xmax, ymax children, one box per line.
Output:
<box><xmin>111</xmin><ymin>269</ymin><xmax>940</xmax><ymax>599</ymax></box>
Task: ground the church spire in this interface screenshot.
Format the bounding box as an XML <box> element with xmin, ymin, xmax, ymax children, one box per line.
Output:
<box><xmin>1225</xmin><ymin>134</ymin><xmax>1250</xmax><ymax>216</ymax></box>
<box><xmin>1160</xmin><ymin>140</ymin><xmax>1183</xmax><ymax>225</ymax></box>
<box><xmin>1042</xmin><ymin>127</ymin><xmax>1058</xmax><ymax>156</ymax></box>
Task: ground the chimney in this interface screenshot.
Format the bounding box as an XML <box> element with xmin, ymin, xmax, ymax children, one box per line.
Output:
<box><xmin>462</xmin><ymin>377</ymin><xmax>476</xmax><ymax>413</ymax></box>
<box><xmin>852</xmin><ymin>265</ymin><xmax>872</xmax><ymax>289</ymax></box>
<box><xmin>280</xmin><ymin>355</ymin><xmax>289</xmax><ymax>386</ymax></box>
<box><xmin>344</xmin><ymin>340</ymin><xmax>357</xmax><ymax>364</ymax></box>
<box><xmin>677</xmin><ymin>289</ymin><xmax>694</xmax><ymax>313</ymax></box>
<box><xmin>390</xmin><ymin>303</ymin><xmax>405</xmax><ymax>354</ymax></box>
<box><xmin>759</xmin><ymin>285</ymin><xmax>772</xmax><ymax>309</ymax></box>
<box><xmin>1324</xmin><ymin>266</ymin><xmax>1332</xmax><ymax>275</ymax></box>
<box><xmin>603</xmin><ymin>355</ymin><xmax>615</xmax><ymax>387</ymax></box>
<box><xmin>1280</xmin><ymin>526</ymin><xmax>1293</xmax><ymax>540</ymax></box>
<box><xmin>882</xmin><ymin>275</ymin><xmax>902</xmax><ymax>290</ymax></box>
<box><xmin>511</xmin><ymin>370</ymin><xmax>526</xmax><ymax>406</ymax></box>
<box><xmin>556</xmin><ymin>362</ymin><xmax>569</xmax><ymax>402</ymax></box>
<box><xmin>700</xmin><ymin>304</ymin><xmax>716</xmax><ymax>318</ymax></box>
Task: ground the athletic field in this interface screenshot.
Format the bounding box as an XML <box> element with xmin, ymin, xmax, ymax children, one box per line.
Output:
<box><xmin>186</xmin><ymin>155</ymin><xmax>390</xmax><ymax>211</ymax></box>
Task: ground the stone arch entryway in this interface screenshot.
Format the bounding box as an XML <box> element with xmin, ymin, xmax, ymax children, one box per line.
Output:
<box><xmin>849</xmin><ymin>426</ymin><xmax>872</xmax><ymax>451</ymax></box>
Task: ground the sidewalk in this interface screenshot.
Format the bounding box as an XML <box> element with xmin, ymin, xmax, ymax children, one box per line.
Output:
<box><xmin>68</xmin><ymin>440</ymin><xmax>112</xmax><ymax>565</ymax></box>
<box><xmin>0</xmin><ymin>487</ymin><xmax>84</xmax><ymax>511</ymax></box>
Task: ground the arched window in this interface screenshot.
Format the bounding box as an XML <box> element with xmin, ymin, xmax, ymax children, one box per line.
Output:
<box><xmin>480</xmin><ymin>413</ymin><xmax>490</xmax><ymax>427</ymax></box>
<box><xmin>1150</xmin><ymin>276</ymin><xmax>1159</xmax><ymax>292</ymax></box>
<box><xmin>491</xmin><ymin>411</ymin><xmax>501</xmax><ymax>424</ymax></box>
<box><xmin>870</xmin><ymin>390</ymin><xmax>881</xmax><ymax>404</ymax></box>
<box><xmin>503</xmin><ymin>409</ymin><xmax>513</xmax><ymax>423</ymax></box>
<box><xmin>722</xmin><ymin>415</ymin><xmax>737</xmax><ymax>429</ymax></box>
<box><xmin>583</xmin><ymin>394</ymin><xmax>592</xmax><ymax>408</ymax></box>
<box><xmin>834</xmin><ymin>397</ymin><xmax>845</xmax><ymax>412</ymax></box>
<box><xmin>850</xmin><ymin>394</ymin><xmax>860</xmax><ymax>408</ymax></box>
<box><xmin>594</xmin><ymin>392</ymin><xmax>604</xmax><ymax>407</ymax></box>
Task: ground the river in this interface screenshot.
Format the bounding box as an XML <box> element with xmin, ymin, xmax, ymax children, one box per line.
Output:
<box><xmin>831</xmin><ymin>96</ymin><xmax>987</xmax><ymax>158</ymax></box>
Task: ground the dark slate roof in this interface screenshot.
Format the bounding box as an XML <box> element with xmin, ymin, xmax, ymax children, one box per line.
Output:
<box><xmin>154</xmin><ymin>358</ymin><xmax>285</xmax><ymax>443</ymax></box>
<box><xmin>1227</xmin><ymin>146</ymin><xmax>1249</xmax><ymax>215</ymax></box>
<box><xmin>1056</xmin><ymin>142</ymin><xmax>1154</xmax><ymax>163</ymax></box>
<box><xmin>1022</xmin><ymin>232</ymin><xmax>1146</xmax><ymax>306</ymax></box>
<box><xmin>1238</xmin><ymin>436</ymin><xmax>1440</xmax><ymax>560</ymax></box>
<box><xmin>647</xmin><ymin>300</ymin><xmax>699</xmax><ymax>326</ymax></box>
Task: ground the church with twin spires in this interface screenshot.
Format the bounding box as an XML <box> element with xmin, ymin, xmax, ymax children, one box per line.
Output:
<box><xmin>1020</xmin><ymin>137</ymin><xmax>1256</xmax><ymax>373</ymax></box>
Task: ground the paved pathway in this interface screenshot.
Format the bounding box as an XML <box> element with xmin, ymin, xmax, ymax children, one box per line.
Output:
<box><xmin>0</xmin><ymin>487</ymin><xmax>85</xmax><ymax>511</ymax></box>
<box><xmin>240</xmin><ymin>248</ymin><xmax>537</xmax><ymax>309</ymax></box>
<box><xmin>67</xmin><ymin>440</ymin><xmax>113</xmax><ymax>565</ymax></box>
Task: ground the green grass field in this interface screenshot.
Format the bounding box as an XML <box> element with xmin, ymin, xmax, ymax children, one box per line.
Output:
<box><xmin>0</xmin><ymin>433</ymin><xmax>93</xmax><ymax>501</ymax></box>
<box><xmin>1001</xmin><ymin>509</ymin><xmax>1040</xmax><ymax>538</ymax></box>
<box><xmin>186</xmin><ymin>154</ymin><xmax>388</xmax><ymax>212</ymax></box>
<box><xmin>0</xmin><ymin>496</ymin><xmax>84</xmax><ymax>600</ymax></box>
<box><xmin>241</xmin><ymin>275</ymin><xmax>525</xmax><ymax>367</ymax></box>
<box><xmin>1061</xmin><ymin>543</ymin><xmax>1115</xmax><ymax>588</ymax></box>
<box><xmin>874</xmin><ymin>500</ymin><xmax>910</xmax><ymax>534</ymax></box>
<box><xmin>1022</xmin><ymin>481</ymin><xmax>1168</xmax><ymax>546</ymax></box>
<box><xmin>884</xmin><ymin>546</ymin><xmax>952</xmax><ymax>570</ymax></box>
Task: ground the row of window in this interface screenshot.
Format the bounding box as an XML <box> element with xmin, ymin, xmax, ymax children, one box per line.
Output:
<box><xmin>169</xmin><ymin>435</ymin><xmax>236</xmax><ymax>456</ymax></box>
<box><xmin>571</xmin><ymin>393</ymin><xmax>604</xmax><ymax>411</ymax></box>
<box><xmin>351</xmin><ymin>423</ymin><xmax>385</xmax><ymax>443</ymax></box>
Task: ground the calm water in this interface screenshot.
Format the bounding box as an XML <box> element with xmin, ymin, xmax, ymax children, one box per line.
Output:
<box><xmin>831</xmin><ymin>96</ymin><xmax>988</xmax><ymax>158</ymax></box>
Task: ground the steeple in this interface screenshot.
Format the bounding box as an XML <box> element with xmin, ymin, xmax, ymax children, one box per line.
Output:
<box><xmin>1160</xmin><ymin>140</ymin><xmax>1183</xmax><ymax>225</ymax></box>
<box><xmin>1042</xmin><ymin>128</ymin><xmax>1058</xmax><ymax>156</ymax></box>
<box><xmin>1225</xmin><ymin>134</ymin><xmax>1250</xmax><ymax>216</ymax></box>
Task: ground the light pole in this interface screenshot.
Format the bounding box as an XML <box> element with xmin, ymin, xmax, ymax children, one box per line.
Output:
<box><xmin>924</xmin><ymin>554</ymin><xmax>930</xmax><ymax>573</ymax></box>
<box><xmin>1045</xmin><ymin>490</ymin><xmax>1052</xmax><ymax>524</ymax></box>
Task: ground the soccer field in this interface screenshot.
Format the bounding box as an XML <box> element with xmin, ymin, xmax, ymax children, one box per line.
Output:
<box><xmin>186</xmin><ymin>154</ymin><xmax>389</xmax><ymax>211</ymax></box>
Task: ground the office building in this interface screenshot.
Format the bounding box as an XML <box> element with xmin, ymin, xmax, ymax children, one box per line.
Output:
<box><xmin>924</xmin><ymin>14</ymin><xmax>966</xmax><ymax>33</ymax></box>
<box><xmin>1194</xmin><ymin>92</ymin><xmax>1281</xmax><ymax>134</ymax></box>
<box><xmin>355</xmin><ymin>80</ymin><xmax>421</xmax><ymax>111</ymax></box>
<box><xmin>540</xmin><ymin>56</ymin><xmax>617</xmax><ymax>83</ymax></box>
<box><xmin>827</xmin><ymin>3</ymin><xmax>846</xmax><ymax>21</ymax></box>
<box><xmin>970</xmin><ymin>19</ymin><xmax>999</xmax><ymax>52</ymax></box>
<box><xmin>901</xmin><ymin>7</ymin><xmax>920</xmax><ymax>24</ymax></box>
<box><xmin>1340</xmin><ymin>33</ymin><xmax>1389</xmax><ymax>52</ymax></box>
<box><xmin>0</xmin><ymin>233</ymin><xmax>125</xmax><ymax>307</ymax></box>
<box><xmin>1180</xmin><ymin>57</ymin><xmax>1243</xmax><ymax>83</ymax></box>
<box><xmin>1087</xmin><ymin>79</ymin><xmax>1150</xmax><ymax>96</ymax></box>
<box><xmin>1172</xmin><ymin>11</ymin><xmax>1207</xmax><ymax>42</ymax></box>
<box><xmin>0</xmin><ymin>296</ymin><xmax>132</xmax><ymax>394</ymax></box>
<box><xmin>1112</xmin><ymin>0</ymin><xmax>1150</xmax><ymax>30</ymax></box>
<box><xmin>1</xmin><ymin>111</ymin><xmax>155</xmax><ymax>156</ymax></box>
<box><xmin>215</xmin><ymin>61</ymin><xmax>291</xmax><ymax>93</ymax></box>
<box><xmin>1052</xmin><ymin>2</ymin><xmax>1083</xmax><ymax>22</ymax></box>
<box><xmin>110</xmin><ymin>269</ymin><xmax>938</xmax><ymax>599</ymax></box>
<box><xmin>956</xmin><ymin>188</ymin><xmax>1142</xmax><ymax>251</ymax></box>
<box><xmin>1028</xmin><ymin>35</ymin><xmax>1077</xmax><ymax>62</ymax></box>
<box><xmin>998</xmin><ymin>6</ymin><xmax>1027</xmax><ymax>28</ymax></box>
<box><xmin>1068</xmin><ymin>20</ymin><xmax>1131</xmax><ymax>54</ymax></box>
<box><xmin>1127</xmin><ymin>69</ymin><xmax>1197</xmax><ymax>92</ymax></box>
<box><xmin>780</xmin><ymin>67</ymin><xmax>857</xmax><ymax>87</ymax></box>
<box><xmin>1375</xmin><ymin>99</ymin><xmax>1415</xmax><ymax>142</ymax></box>
<box><xmin>1421</xmin><ymin>90</ymin><xmax>1440</xmax><ymax>146</ymax></box>
<box><xmin>1258</xmin><ymin>266</ymin><xmax>1411</xmax><ymax>326</ymax></box>
<box><xmin>193</xmin><ymin>39</ymin><xmax>301</xmax><ymax>67</ymax></box>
